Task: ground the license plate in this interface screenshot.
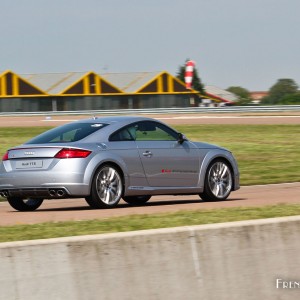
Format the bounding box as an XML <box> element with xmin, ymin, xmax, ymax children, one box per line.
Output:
<box><xmin>15</xmin><ymin>160</ymin><xmax>43</xmax><ymax>169</ymax></box>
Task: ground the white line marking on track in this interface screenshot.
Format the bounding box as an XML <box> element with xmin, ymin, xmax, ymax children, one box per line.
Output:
<box><xmin>158</xmin><ymin>115</ymin><xmax>300</xmax><ymax>120</ymax></box>
<box><xmin>39</xmin><ymin>115</ymin><xmax>300</xmax><ymax>122</ymax></box>
<box><xmin>41</xmin><ymin>119</ymin><xmax>79</xmax><ymax>122</ymax></box>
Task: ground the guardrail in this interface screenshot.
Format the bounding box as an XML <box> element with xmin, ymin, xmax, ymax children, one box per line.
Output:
<box><xmin>0</xmin><ymin>105</ymin><xmax>300</xmax><ymax>116</ymax></box>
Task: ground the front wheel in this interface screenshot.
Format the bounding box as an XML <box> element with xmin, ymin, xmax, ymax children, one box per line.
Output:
<box><xmin>7</xmin><ymin>198</ymin><xmax>44</xmax><ymax>211</ymax></box>
<box><xmin>123</xmin><ymin>195</ymin><xmax>151</xmax><ymax>206</ymax></box>
<box><xmin>199</xmin><ymin>159</ymin><xmax>233</xmax><ymax>201</ymax></box>
<box><xmin>86</xmin><ymin>164</ymin><xmax>123</xmax><ymax>209</ymax></box>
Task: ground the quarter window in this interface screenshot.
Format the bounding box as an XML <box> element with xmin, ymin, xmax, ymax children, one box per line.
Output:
<box><xmin>26</xmin><ymin>123</ymin><xmax>107</xmax><ymax>144</ymax></box>
<box><xmin>110</xmin><ymin>128</ymin><xmax>135</xmax><ymax>141</ymax></box>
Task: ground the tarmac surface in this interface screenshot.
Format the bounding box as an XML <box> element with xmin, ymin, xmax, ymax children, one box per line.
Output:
<box><xmin>0</xmin><ymin>112</ymin><xmax>299</xmax><ymax>225</ymax></box>
<box><xmin>0</xmin><ymin>112</ymin><xmax>300</xmax><ymax>127</ymax></box>
<box><xmin>0</xmin><ymin>182</ymin><xmax>299</xmax><ymax>225</ymax></box>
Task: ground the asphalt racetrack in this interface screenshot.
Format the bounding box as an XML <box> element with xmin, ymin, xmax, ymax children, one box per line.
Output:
<box><xmin>0</xmin><ymin>112</ymin><xmax>299</xmax><ymax>225</ymax></box>
<box><xmin>0</xmin><ymin>112</ymin><xmax>300</xmax><ymax>127</ymax></box>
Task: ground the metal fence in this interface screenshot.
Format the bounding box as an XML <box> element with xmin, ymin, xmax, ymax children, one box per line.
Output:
<box><xmin>0</xmin><ymin>105</ymin><xmax>300</xmax><ymax>117</ymax></box>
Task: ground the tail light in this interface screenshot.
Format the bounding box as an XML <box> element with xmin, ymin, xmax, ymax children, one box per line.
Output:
<box><xmin>54</xmin><ymin>148</ymin><xmax>92</xmax><ymax>159</ymax></box>
<box><xmin>2</xmin><ymin>151</ymin><xmax>9</xmax><ymax>161</ymax></box>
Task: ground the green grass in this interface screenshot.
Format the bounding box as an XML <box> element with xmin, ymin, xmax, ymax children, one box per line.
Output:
<box><xmin>0</xmin><ymin>124</ymin><xmax>299</xmax><ymax>241</ymax></box>
<box><xmin>174</xmin><ymin>124</ymin><xmax>300</xmax><ymax>185</ymax></box>
<box><xmin>0</xmin><ymin>124</ymin><xmax>299</xmax><ymax>186</ymax></box>
<box><xmin>1</xmin><ymin>203</ymin><xmax>300</xmax><ymax>243</ymax></box>
<box><xmin>0</xmin><ymin>127</ymin><xmax>51</xmax><ymax>153</ymax></box>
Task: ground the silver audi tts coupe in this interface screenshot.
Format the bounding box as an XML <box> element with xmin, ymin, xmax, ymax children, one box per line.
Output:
<box><xmin>0</xmin><ymin>116</ymin><xmax>239</xmax><ymax>211</ymax></box>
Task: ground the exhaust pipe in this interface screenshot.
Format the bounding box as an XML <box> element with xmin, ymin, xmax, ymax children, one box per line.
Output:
<box><xmin>3</xmin><ymin>191</ymin><xmax>8</xmax><ymax>198</ymax></box>
<box><xmin>48</xmin><ymin>189</ymin><xmax>66</xmax><ymax>198</ymax></box>
<box><xmin>49</xmin><ymin>189</ymin><xmax>56</xmax><ymax>197</ymax></box>
<box><xmin>57</xmin><ymin>189</ymin><xmax>65</xmax><ymax>197</ymax></box>
<box><xmin>0</xmin><ymin>192</ymin><xmax>4</xmax><ymax>197</ymax></box>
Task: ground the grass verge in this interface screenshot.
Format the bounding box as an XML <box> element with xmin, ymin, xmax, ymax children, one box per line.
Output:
<box><xmin>174</xmin><ymin>124</ymin><xmax>300</xmax><ymax>185</ymax></box>
<box><xmin>0</xmin><ymin>124</ymin><xmax>299</xmax><ymax>186</ymax></box>
<box><xmin>0</xmin><ymin>124</ymin><xmax>299</xmax><ymax>242</ymax></box>
<box><xmin>1</xmin><ymin>203</ymin><xmax>300</xmax><ymax>243</ymax></box>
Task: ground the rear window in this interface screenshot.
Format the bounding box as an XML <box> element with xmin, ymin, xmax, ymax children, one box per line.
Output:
<box><xmin>26</xmin><ymin>123</ymin><xmax>108</xmax><ymax>144</ymax></box>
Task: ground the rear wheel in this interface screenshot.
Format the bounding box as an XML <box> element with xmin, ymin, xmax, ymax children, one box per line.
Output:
<box><xmin>86</xmin><ymin>164</ymin><xmax>123</xmax><ymax>209</ymax></box>
<box><xmin>123</xmin><ymin>195</ymin><xmax>151</xmax><ymax>206</ymax></box>
<box><xmin>7</xmin><ymin>197</ymin><xmax>44</xmax><ymax>211</ymax></box>
<box><xmin>199</xmin><ymin>159</ymin><xmax>233</xmax><ymax>201</ymax></box>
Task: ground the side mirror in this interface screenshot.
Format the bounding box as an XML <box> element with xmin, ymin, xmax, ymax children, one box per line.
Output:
<box><xmin>178</xmin><ymin>133</ymin><xmax>187</xmax><ymax>144</ymax></box>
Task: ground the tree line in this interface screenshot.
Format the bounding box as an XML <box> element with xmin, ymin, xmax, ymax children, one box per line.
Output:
<box><xmin>227</xmin><ymin>79</ymin><xmax>300</xmax><ymax>105</ymax></box>
<box><xmin>176</xmin><ymin>60</ymin><xmax>300</xmax><ymax>105</ymax></box>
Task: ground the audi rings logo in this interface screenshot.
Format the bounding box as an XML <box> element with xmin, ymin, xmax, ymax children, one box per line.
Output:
<box><xmin>24</xmin><ymin>151</ymin><xmax>35</xmax><ymax>155</ymax></box>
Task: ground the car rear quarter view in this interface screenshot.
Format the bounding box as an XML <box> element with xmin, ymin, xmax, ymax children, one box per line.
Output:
<box><xmin>0</xmin><ymin>116</ymin><xmax>240</xmax><ymax>211</ymax></box>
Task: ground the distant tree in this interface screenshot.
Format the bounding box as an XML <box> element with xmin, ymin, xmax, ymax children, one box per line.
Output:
<box><xmin>176</xmin><ymin>60</ymin><xmax>205</xmax><ymax>94</ymax></box>
<box><xmin>279</xmin><ymin>92</ymin><xmax>300</xmax><ymax>105</ymax></box>
<box><xmin>226</xmin><ymin>86</ymin><xmax>252</xmax><ymax>105</ymax></box>
<box><xmin>261</xmin><ymin>79</ymin><xmax>298</xmax><ymax>104</ymax></box>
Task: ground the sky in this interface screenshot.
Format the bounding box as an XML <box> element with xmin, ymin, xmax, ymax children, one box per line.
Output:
<box><xmin>1</xmin><ymin>0</ymin><xmax>299</xmax><ymax>91</ymax></box>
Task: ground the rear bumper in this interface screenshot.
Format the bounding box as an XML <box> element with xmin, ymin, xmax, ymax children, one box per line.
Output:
<box><xmin>0</xmin><ymin>166</ymin><xmax>91</xmax><ymax>198</ymax></box>
<box><xmin>0</xmin><ymin>184</ymin><xmax>90</xmax><ymax>199</ymax></box>
<box><xmin>0</xmin><ymin>188</ymin><xmax>68</xmax><ymax>199</ymax></box>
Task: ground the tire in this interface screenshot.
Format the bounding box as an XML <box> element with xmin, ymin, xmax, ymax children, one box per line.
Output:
<box><xmin>86</xmin><ymin>164</ymin><xmax>123</xmax><ymax>209</ymax></box>
<box><xmin>7</xmin><ymin>197</ymin><xmax>44</xmax><ymax>211</ymax></box>
<box><xmin>123</xmin><ymin>195</ymin><xmax>151</xmax><ymax>206</ymax></box>
<box><xmin>199</xmin><ymin>159</ymin><xmax>233</xmax><ymax>201</ymax></box>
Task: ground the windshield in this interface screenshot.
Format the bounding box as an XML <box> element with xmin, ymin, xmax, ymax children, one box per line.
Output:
<box><xmin>26</xmin><ymin>123</ymin><xmax>108</xmax><ymax>144</ymax></box>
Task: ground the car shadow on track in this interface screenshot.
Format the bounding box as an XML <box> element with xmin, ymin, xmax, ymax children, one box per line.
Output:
<box><xmin>34</xmin><ymin>197</ymin><xmax>247</xmax><ymax>212</ymax></box>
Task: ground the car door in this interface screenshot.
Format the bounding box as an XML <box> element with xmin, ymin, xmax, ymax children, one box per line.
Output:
<box><xmin>133</xmin><ymin>121</ymin><xmax>200</xmax><ymax>187</ymax></box>
<box><xmin>108</xmin><ymin>127</ymin><xmax>148</xmax><ymax>187</ymax></box>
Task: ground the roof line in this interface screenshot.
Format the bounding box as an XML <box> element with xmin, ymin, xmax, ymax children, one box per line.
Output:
<box><xmin>123</xmin><ymin>72</ymin><xmax>153</xmax><ymax>92</ymax></box>
<box><xmin>94</xmin><ymin>72</ymin><xmax>123</xmax><ymax>93</ymax></box>
<box><xmin>135</xmin><ymin>71</ymin><xmax>164</xmax><ymax>93</ymax></box>
<box><xmin>59</xmin><ymin>72</ymin><xmax>89</xmax><ymax>94</ymax></box>
<box><xmin>47</xmin><ymin>72</ymin><xmax>76</xmax><ymax>93</ymax></box>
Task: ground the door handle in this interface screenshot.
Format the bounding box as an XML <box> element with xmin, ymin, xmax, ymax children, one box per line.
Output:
<box><xmin>142</xmin><ymin>151</ymin><xmax>153</xmax><ymax>157</ymax></box>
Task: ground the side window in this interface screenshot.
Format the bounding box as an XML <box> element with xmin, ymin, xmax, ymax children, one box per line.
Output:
<box><xmin>110</xmin><ymin>126</ymin><xmax>136</xmax><ymax>141</ymax></box>
<box><xmin>135</xmin><ymin>121</ymin><xmax>178</xmax><ymax>141</ymax></box>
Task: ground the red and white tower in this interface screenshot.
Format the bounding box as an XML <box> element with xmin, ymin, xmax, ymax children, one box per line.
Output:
<box><xmin>184</xmin><ymin>60</ymin><xmax>195</xmax><ymax>89</ymax></box>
